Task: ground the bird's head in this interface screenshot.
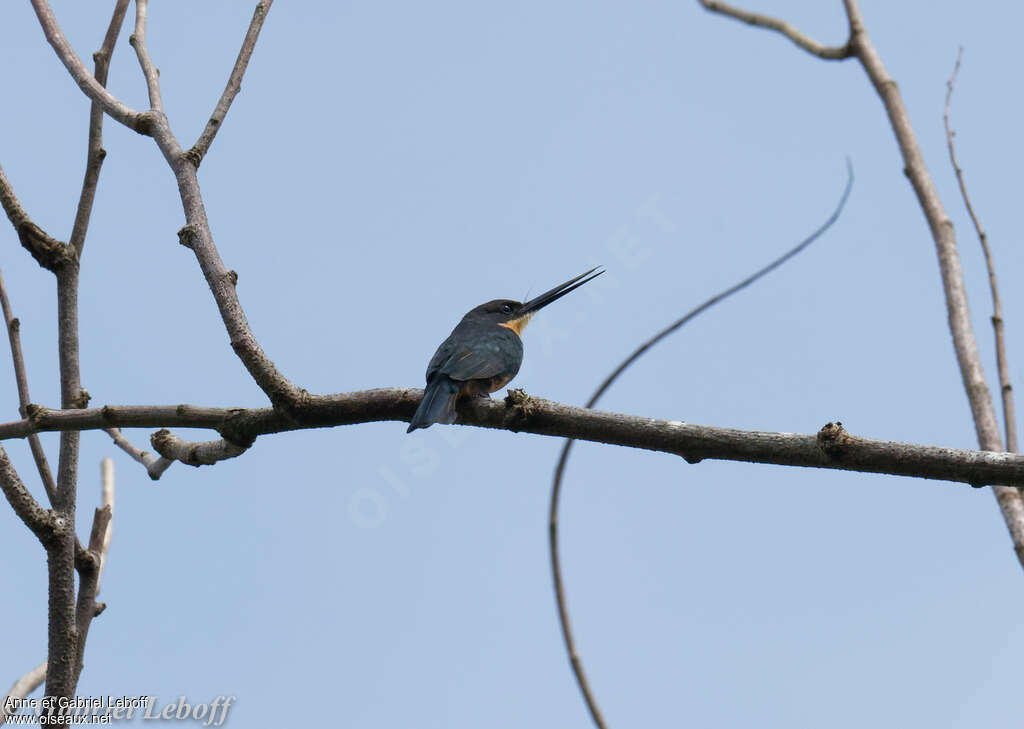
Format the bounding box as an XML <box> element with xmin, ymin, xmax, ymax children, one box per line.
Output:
<box><xmin>464</xmin><ymin>267</ymin><xmax>604</xmax><ymax>335</ymax></box>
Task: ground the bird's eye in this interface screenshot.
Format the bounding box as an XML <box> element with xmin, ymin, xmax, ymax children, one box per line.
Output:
<box><xmin>501</xmin><ymin>303</ymin><xmax>513</xmax><ymax>314</ymax></box>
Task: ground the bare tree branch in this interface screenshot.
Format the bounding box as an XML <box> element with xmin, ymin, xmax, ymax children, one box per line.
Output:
<box><xmin>189</xmin><ymin>0</ymin><xmax>275</xmax><ymax>165</ymax></box>
<box><xmin>3</xmin><ymin>459</ymin><xmax>115</xmax><ymax>716</ymax></box>
<box><xmin>104</xmin><ymin>427</ymin><xmax>172</xmax><ymax>480</ymax></box>
<box><xmin>21</xmin><ymin>0</ymin><xmax>133</xmax><ymax>700</ymax></box>
<box><xmin>151</xmin><ymin>429</ymin><xmax>249</xmax><ymax>469</ymax></box>
<box><xmin>697</xmin><ymin>0</ymin><xmax>1024</xmax><ymax>572</ymax></box>
<box><xmin>68</xmin><ymin>0</ymin><xmax>131</xmax><ymax>258</ymax></box>
<box><xmin>30</xmin><ymin>0</ymin><xmax>304</xmax><ymax>412</ymax></box>
<box><xmin>72</xmin><ymin>458</ymin><xmax>115</xmax><ymax>684</ymax></box>
<box><xmin>0</xmin><ymin>163</ymin><xmax>72</xmax><ymax>271</ymax></box>
<box><xmin>128</xmin><ymin>0</ymin><xmax>163</xmax><ymax>112</ymax></box>
<box><xmin>0</xmin><ymin>393</ymin><xmax>1022</xmax><ymax>487</ymax></box>
<box><xmin>32</xmin><ymin>0</ymin><xmax>303</xmax><ymax>411</ymax></box>
<box><xmin>0</xmin><ymin>270</ymin><xmax>58</xmax><ymax>504</ymax></box>
<box><xmin>698</xmin><ymin>0</ymin><xmax>852</xmax><ymax>59</ymax></box>
<box><xmin>0</xmin><ymin>662</ymin><xmax>47</xmax><ymax>723</ymax></box>
<box><xmin>0</xmin><ymin>443</ymin><xmax>56</xmax><ymax>544</ymax></box>
<box><xmin>0</xmin><ymin>163</ymin><xmax>33</xmax><ymax>230</ymax></box>
<box><xmin>944</xmin><ymin>49</ymin><xmax>1017</xmax><ymax>454</ymax></box>
<box><xmin>28</xmin><ymin>0</ymin><xmax>150</xmax><ymax>134</ymax></box>
<box><xmin>165</xmin><ymin>185</ymin><xmax>306</xmax><ymax>410</ymax></box>
<box><xmin>549</xmin><ymin>162</ymin><xmax>853</xmax><ymax>728</ymax></box>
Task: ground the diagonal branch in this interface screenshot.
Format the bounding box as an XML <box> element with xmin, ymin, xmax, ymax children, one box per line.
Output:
<box><xmin>0</xmin><ymin>163</ymin><xmax>33</xmax><ymax>230</ymax></box>
<box><xmin>104</xmin><ymin>427</ymin><xmax>173</xmax><ymax>480</ymax></box>
<box><xmin>189</xmin><ymin>0</ymin><xmax>275</xmax><ymax>166</ymax></box>
<box><xmin>0</xmin><ymin>164</ymin><xmax>73</xmax><ymax>272</ymax></box>
<box><xmin>0</xmin><ymin>663</ymin><xmax>47</xmax><ymax>722</ymax></box>
<box><xmin>69</xmin><ymin>0</ymin><xmax>131</xmax><ymax>258</ymax></box>
<box><xmin>0</xmin><ymin>270</ymin><xmax>58</xmax><ymax>504</ymax></box>
<box><xmin>697</xmin><ymin>0</ymin><xmax>1024</xmax><ymax>570</ymax></box>
<box><xmin>944</xmin><ymin>49</ymin><xmax>1017</xmax><ymax>454</ymax></box>
<box><xmin>0</xmin><ymin>443</ymin><xmax>56</xmax><ymax>545</ymax></box>
<box><xmin>32</xmin><ymin>0</ymin><xmax>304</xmax><ymax>412</ymax></box>
<box><xmin>698</xmin><ymin>0</ymin><xmax>852</xmax><ymax>59</ymax></box>
<box><xmin>28</xmin><ymin>0</ymin><xmax>151</xmax><ymax>134</ymax></box>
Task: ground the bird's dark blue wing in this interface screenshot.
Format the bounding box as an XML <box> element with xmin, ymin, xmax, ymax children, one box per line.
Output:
<box><xmin>427</xmin><ymin>322</ymin><xmax>523</xmax><ymax>383</ymax></box>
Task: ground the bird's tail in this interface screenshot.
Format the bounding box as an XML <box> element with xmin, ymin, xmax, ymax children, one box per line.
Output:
<box><xmin>407</xmin><ymin>377</ymin><xmax>461</xmax><ymax>432</ymax></box>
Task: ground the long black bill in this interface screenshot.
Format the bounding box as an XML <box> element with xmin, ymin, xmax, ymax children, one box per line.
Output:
<box><xmin>520</xmin><ymin>266</ymin><xmax>604</xmax><ymax>316</ymax></box>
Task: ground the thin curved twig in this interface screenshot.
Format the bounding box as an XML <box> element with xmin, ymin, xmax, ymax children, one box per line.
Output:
<box><xmin>944</xmin><ymin>49</ymin><xmax>1017</xmax><ymax>454</ymax></box>
<box><xmin>549</xmin><ymin>162</ymin><xmax>852</xmax><ymax>728</ymax></box>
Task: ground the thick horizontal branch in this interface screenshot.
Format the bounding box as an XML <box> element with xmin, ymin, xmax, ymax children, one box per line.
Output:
<box><xmin>0</xmin><ymin>390</ymin><xmax>1022</xmax><ymax>488</ymax></box>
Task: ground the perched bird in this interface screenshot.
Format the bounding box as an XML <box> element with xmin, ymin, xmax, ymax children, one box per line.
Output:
<box><xmin>407</xmin><ymin>267</ymin><xmax>604</xmax><ymax>432</ymax></box>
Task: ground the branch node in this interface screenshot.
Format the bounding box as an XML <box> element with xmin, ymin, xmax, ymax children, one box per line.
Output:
<box><xmin>25</xmin><ymin>403</ymin><xmax>46</xmax><ymax>425</ymax></box>
<box><xmin>817</xmin><ymin>421</ymin><xmax>851</xmax><ymax>458</ymax></box>
<box><xmin>502</xmin><ymin>388</ymin><xmax>534</xmax><ymax>431</ymax></box>
<box><xmin>218</xmin><ymin>408</ymin><xmax>257</xmax><ymax>449</ymax></box>
<box><xmin>132</xmin><ymin>111</ymin><xmax>158</xmax><ymax>137</ymax></box>
<box><xmin>182</xmin><ymin>147</ymin><xmax>203</xmax><ymax>169</ymax></box>
<box><xmin>17</xmin><ymin>223</ymin><xmax>73</xmax><ymax>272</ymax></box>
<box><xmin>71</xmin><ymin>388</ymin><xmax>91</xmax><ymax>409</ymax></box>
<box><xmin>177</xmin><ymin>225</ymin><xmax>198</xmax><ymax>249</ymax></box>
<box><xmin>93</xmin><ymin>602</ymin><xmax>106</xmax><ymax>617</ymax></box>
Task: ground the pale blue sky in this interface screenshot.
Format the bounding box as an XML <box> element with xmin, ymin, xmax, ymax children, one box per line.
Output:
<box><xmin>3</xmin><ymin>1</ymin><xmax>1024</xmax><ymax>727</ymax></box>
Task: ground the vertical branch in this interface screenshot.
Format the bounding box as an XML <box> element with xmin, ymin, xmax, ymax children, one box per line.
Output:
<box><xmin>35</xmin><ymin>0</ymin><xmax>129</xmax><ymax>700</ymax></box>
<box><xmin>128</xmin><ymin>0</ymin><xmax>163</xmax><ymax>112</ymax></box>
<box><xmin>45</xmin><ymin>264</ymin><xmax>81</xmax><ymax>698</ymax></box>
<box><xmin>943</xmin><ymin>49</ymin><xmax>1017</xmax><ymax>453</ymax></box>
<box><xmin>3</xmin><ymin>460</ymin><xmax>115</xmax><ymax>715</ymax></box>
<box><xmin>69</xmin><ymin>0</ymin><xmax>131</xmax><ymax>257</ymax></box>
<box><xmin>72</xmin><ymin>459</ymin><xmax>115</xmax><ymax>684</ymax></box>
